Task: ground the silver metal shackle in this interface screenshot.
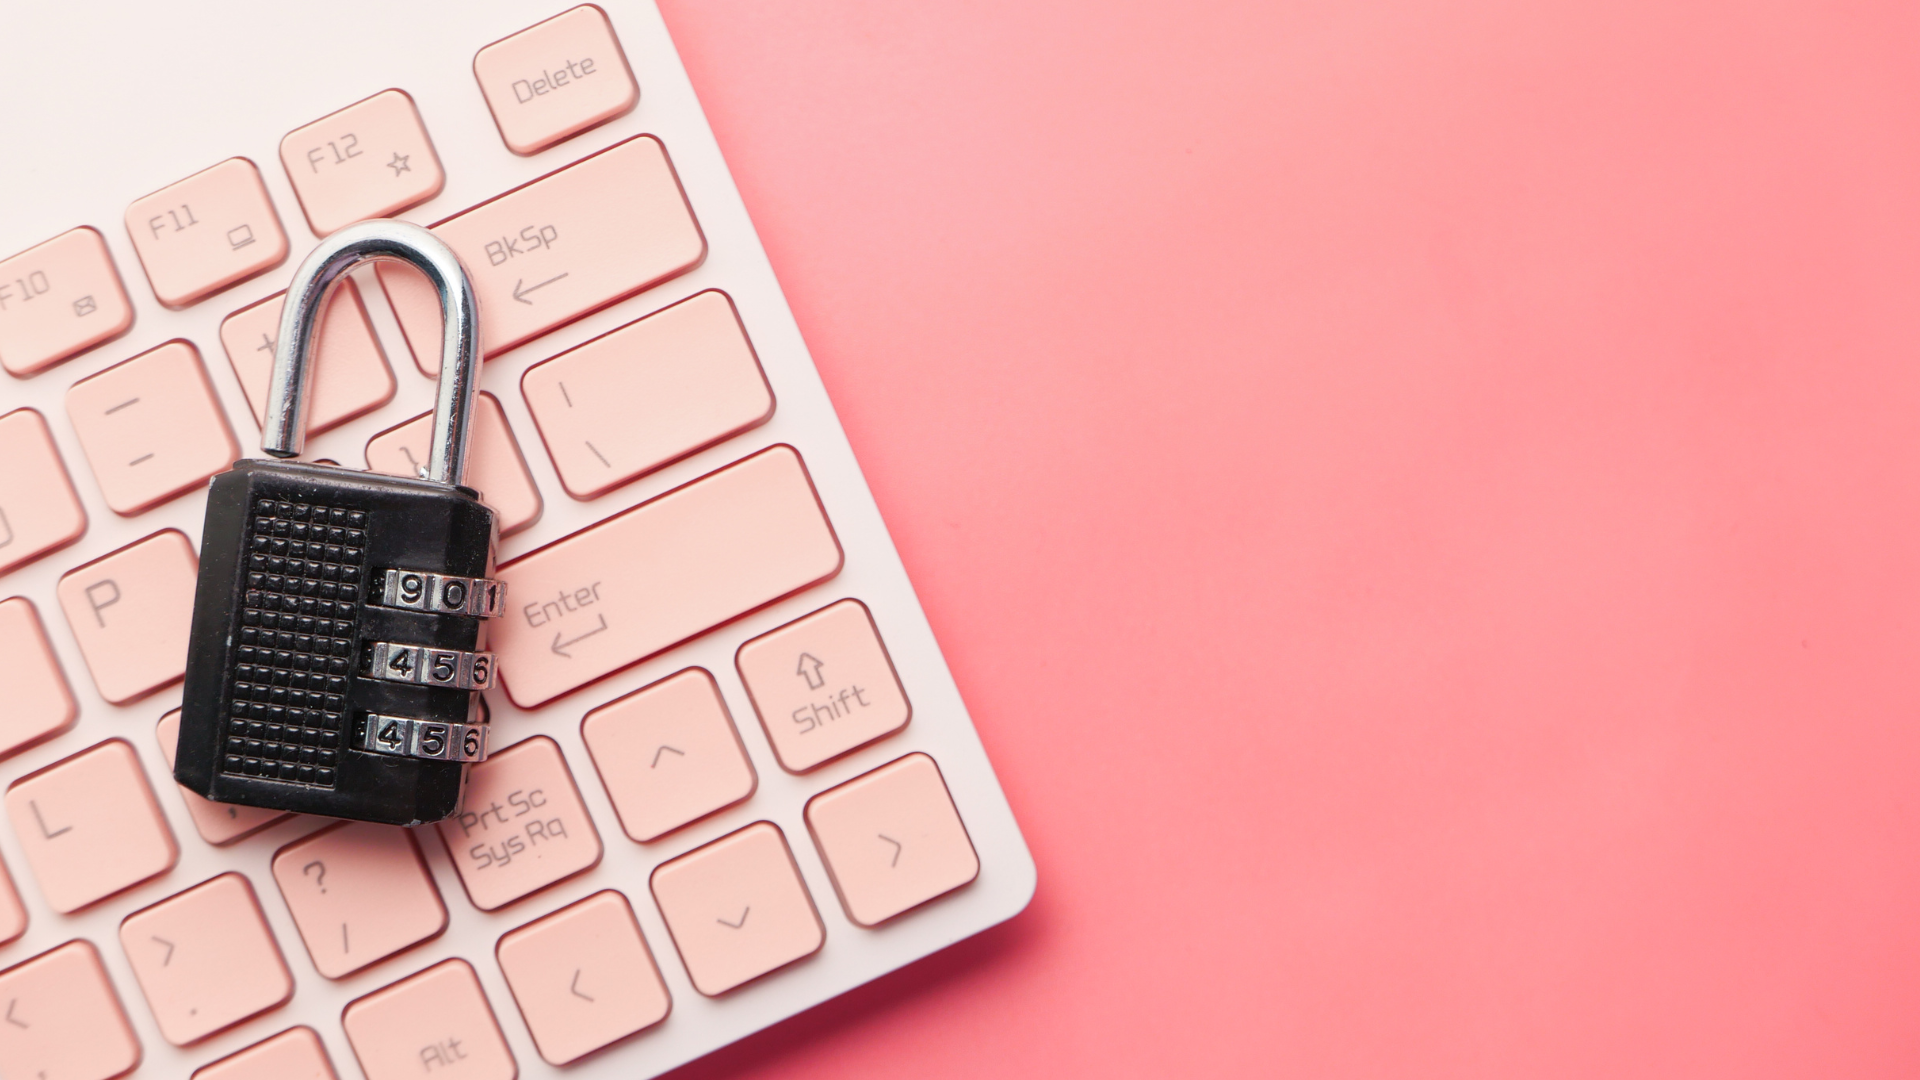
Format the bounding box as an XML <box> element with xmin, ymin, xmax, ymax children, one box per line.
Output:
<box><xmin>263</xmin><ymin>220</ymin><xmax>482</xmax><ymax>487</ymax></box>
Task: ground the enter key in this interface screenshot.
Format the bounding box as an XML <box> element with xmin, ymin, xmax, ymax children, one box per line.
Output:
<box><xmin>493</xmin><ymin>445</ymin><xmax>843</xmax><ymax>707</ymax></box>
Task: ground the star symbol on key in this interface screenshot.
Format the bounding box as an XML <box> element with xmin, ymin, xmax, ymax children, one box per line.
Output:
<box><xmin>387</xmin><ymin>152</ymin><xmax>411</xmax><ymax>176</ymax></box>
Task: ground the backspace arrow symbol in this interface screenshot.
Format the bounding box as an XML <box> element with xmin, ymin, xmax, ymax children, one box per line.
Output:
<box><xmin>512</xmin><ymin>272</ymin><xmax>570</xmax><ymax>304</ymax></box>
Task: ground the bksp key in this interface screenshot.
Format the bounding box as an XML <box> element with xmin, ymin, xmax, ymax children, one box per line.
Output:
<box><xmin>174</xmin><ymin>221</ymin><xmax>503</xmax><ymax>825</ymax></box>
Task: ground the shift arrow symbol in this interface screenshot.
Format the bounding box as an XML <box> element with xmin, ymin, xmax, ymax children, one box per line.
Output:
<box><xmin>551</xmin><ymin>614</ymin><xmax>609</xmax><ymax>658</ymax></box>
<box><xmin>513</xmin><ymin>272</ymin><xmax>569</xmax><ymax>304</ymax></box>
<box><xmin>796</xmin><ymin>653</ymin><xmax>826</xmax><ymax>690</ymax></box>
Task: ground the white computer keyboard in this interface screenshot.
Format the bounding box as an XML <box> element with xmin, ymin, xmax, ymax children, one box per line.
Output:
<box><xmin>0</xmin><ymin>2</ymin><xmax>1034</xmax><ymax>1076</ymax></box>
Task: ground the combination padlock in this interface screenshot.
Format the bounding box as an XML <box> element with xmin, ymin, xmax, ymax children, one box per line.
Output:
<box><xmin>173</xmin><ymin>221</ymin><xmax>502</xmax><ymax>826</ymax></box>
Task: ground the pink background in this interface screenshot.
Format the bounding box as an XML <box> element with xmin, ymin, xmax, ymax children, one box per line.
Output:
<box><xmin>658</xmin><ymin>2</ymin><xmax>1920</xmax><ymax>1076</ymax></box>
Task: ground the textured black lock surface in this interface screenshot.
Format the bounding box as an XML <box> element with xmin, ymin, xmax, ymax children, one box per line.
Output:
<box><xmin>174</xmin><ymin>459</ymin><xmax>497</xmax><ymax>826</ymax></box>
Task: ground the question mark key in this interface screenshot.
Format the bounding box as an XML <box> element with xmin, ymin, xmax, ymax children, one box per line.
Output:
<box><xmin>270</xmin><ymin>820</ymin><xmax>447</xmax><ymax>979</ymax></box>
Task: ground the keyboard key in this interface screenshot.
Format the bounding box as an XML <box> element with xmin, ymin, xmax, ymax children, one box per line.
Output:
<box><xmin>496</xmin><ymin>890</ymin><xmax>670</xmax><ymax>1065</ymax></box>
<box><xmin>126</xmin><ymin>158</ymin><xmax>289</xmax><ymax>308</ymax></box>
<box><xmin>378</xmin><ymin>134</ymin><xmax>705</xmax><ymax>370</ymax></box>
<box><xmin>806</xmin><ymin>753</ymin><xmax>979</xmax><ymax>926</ymax></box>
<box><xmin>495</xmin><ymin>444</ymin><xmax>841</xmax><ymax>707</ymax></box>
<box><xmin>66</xmin><ymin>340</ymin><xmax>239</xmax><ymax>515</ymax></box>
<box><xmin>737</xmin><ymin>599</ymin><xmax>910</xmax><ymax>772</ymax></box>
<box><xmin>435</xmin><ymin>735</ymin><xmax>602</xmax><ymax>911</ymax></box>
<box><xmin>156</xmin><ymin>710</ymin><xmax>290</xmax><ymax>845</ymax></box>
<box><xmin>342</xmin><ymin>959</ymin><xmax>515</xmax><ymax>1080</ymax></box>
<box><xmin>0</xmin><ymin>848</ymin><xmax>25</xmax><ymax>946</ymax></box>
<box><xmin>6</xmin><ymin>739</ymin><xmax>179</xmax><ymax>913</ymax></box>
<box><xmin>521</xmin><ymin>290</ymin><xmax>774</xmax><ymax>500</ymax></box>
<box><xmin>650</xmin><ymin>821</ymin><xmax>823</xmax><ymax>996</ymax></box>
<box><xmin>583</xmin><ymin>668</ymin><xmax>755</xmax><ymax>842</ymax></box>
<box><xmin>0</xmin><ymin>940</ymin><xmax>141</xmax><ymax>1080</ymax></box>
<box><xmin>0</xmin><ymin>227</ymin><xmax>134</xmax><ymax>376</ymax></box>
<box><xmin>0</xmin><ymin>597</ymin><xmax>77</xmax><ymax>759</ymax></box>
<box><xmin>364</xmin><ymin>391</ymin><xmax>541</xmax><ymax>536</ymax></box>
<box><xmin>156</xmin><ymin>711</ymin><xmax>292</xmax><ymax>844</ymax></box>
<box><xmin>56</xmin><ymin>529</ymin><xmax>197</xmax><ymax>704</ymax></box>
<box><xmin>474</xmin><ymin>5</ymin><xmax>641</xmax><ymax>156</ymax></box>
<box><xmin>193</xmin><ymin>1026</ymin><xmax>338</xmax><ymax>1080</ymax></box>
<box><xmin>0</xmin><ymin>408</ymin><xmax>87</xmax><ymax>576</ymax></box>
<box><xmin>119</xmin><ymin>872</ymin><xmax>293</xmax><ymax>1045</ymax></box>
<box><xmin>280</xmin><ymin>89</ymin><xmax>446</xmax><ymax>236</ymax></box>
<box><xmin>221</xmin><ymin>281</ymin><xmax>395</xmax><ymax>437</ymax></box>
<box><xmin>271</xmin><ymin>820</ymin><xmax>446</xmax><ymax>978</ymax></box>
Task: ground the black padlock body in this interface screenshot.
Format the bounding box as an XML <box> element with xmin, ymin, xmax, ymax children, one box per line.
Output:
<box><xmin>174</xmin><ymin>459</ymin><xmax>498</xmax><ymax>826</ymax></box>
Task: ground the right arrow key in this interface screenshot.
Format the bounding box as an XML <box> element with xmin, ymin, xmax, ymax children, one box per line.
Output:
<box><xmin>805</xmin><ymin>753</ymin><xmax>980</xmax><ymax>927</ymax></box>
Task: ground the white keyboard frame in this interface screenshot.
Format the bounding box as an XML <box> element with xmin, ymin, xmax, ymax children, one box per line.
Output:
<box><xmin>0</xmin><ymin>1</ymin><xmax>1035</xmax><ymax>1075</ymax></box>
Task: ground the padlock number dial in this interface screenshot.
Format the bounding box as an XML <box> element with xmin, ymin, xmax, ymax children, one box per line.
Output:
<box><xmin>360</xmin><ymin>714</ymin><xmax>488</xmax><ymax>762</ymax></box>
<box><xmin>376</xmin><ymin>569</ymin><xmax>508</xmax><ymax>617</ymax></box>
<box><xmin>365</xmin><ymin>641</ymin><xmax>497</xmax><ymax>690</ymax></box>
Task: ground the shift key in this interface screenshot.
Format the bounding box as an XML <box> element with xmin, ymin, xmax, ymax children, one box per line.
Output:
<box><xmin>381</xmin><ymin>134</ymin><xmax>706</xmax><ymax>371</ymax></box>
<box><xmin>495</xmin><ymin>445</ymin><xmax>842</xmax><ymax>707</ymax></box>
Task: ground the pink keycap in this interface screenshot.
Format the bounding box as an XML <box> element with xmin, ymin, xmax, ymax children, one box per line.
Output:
<box><xmin>0</xmin><ymin>227</ymin><xmax>135</xmax><ymax>376</ymax></box>
<box><xmin>125</xmin><ymin>158</ymin><xmax>289</xmax><ymax>308</ymax></box>
<box><xmin>342</xmin><ymin>959</ymin><xmax>516</xmax><ymax>1080</ymax></box>
<box><xmin>0</xmin><ymin>940</ymin><xmax>141</xmax><ymax>1080</ymax></box>
<box><xmin>495</xmin><ymin>444</ymin><xmax>842</xmax><ymax>707</ymax></box>
<box><xmin>522</xmin><ymin>290</ymin><xmax>774</xmax><ymax>500</ymax></box>
<box><xmin>0</xmin><ymin>847</ymin><xmax>26</xmax><ymax>946</ymax></box>
<box><xmin>119</xmin><ymin>872</ymin><xmax>293</xmax><ymax>1045</ymax></box>
<box><xmin>66</xmin><ymin>341</ymin><xmax>239</xmax><ymax>515</ymax></box>
<box><xmin>649</xmin><ymin>821</ymin><xmax>824</xmax><ymax>996</ymax></box>
<box><xmin>474</xmin><ymin>5</ymin><xmax>640</xmax><ymax>156</ymax></box>
<box><xmin>271</xmin><ymin>821</ymin><xmax>446</xmax><ymax>979</ymax></box>
<box><xmin>365</xmin><ymin>391</ymin><xmax>541</xmax><ymax>536</ymax></box>
<box><xmin>280</xmin><ymin>89</ymin><xmax>446</xmax><ymax>237</ymax></box>
<box><xmin>435</xmin><ymin>735</ymin><xmax>602</xmax><ymax>911</ymax></box>
<box><xmin>806</xmin><ymin>753</ymin><xmax>979</xmax><ymax>926</ymax></box>
<box><xmin>193</xmin><ymin>1026</ymin><xmax>339</xmax><ymax>1080</ymax></box>
<box><xmin>56</xmin><ymin>529</ymin><xmax>197</xmax><ymax>704</ymax></box>
<box><xmin>496</xmin><ymin>890</ymin><xmax>670</xmax><ymax>1065</ymax></box>
<box><xmin>737</xmin><ymin>599</ymin><xmax>911</xmax><ymax>772</ymax></box>
<box><xmin>583</xmin><ymin>668</ymin><xmax>755</xmax><ymax>842</ymax></box>
<box><xmin>378</xmin><ymin>134</ymin><xmax>704</xmax><ymax>370</ymax></box>
<box><xmin>157</xmin><ymin>710</ymin><xmax>289</xmax><ymax>845</ymax></box>
<box><xmin>0</xmin><ymin>597</ymin><xmax>76</xmax><ymax>760</ymax></box>
<box><xmin>6</xmin><ymin>739</ymin><xmax>179</xmax><ymax>913</ymax></box>
<box><xmin>221</xmin><ymin>281</ymin><xmax>395</xmax><ymax>437</ymax></box>
<box><xmin>0</xmin><ymin>409</ymin><xmax>87</xmax><ymax>576</ymax></box>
